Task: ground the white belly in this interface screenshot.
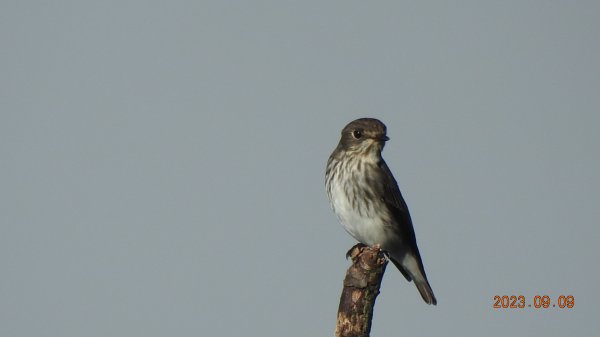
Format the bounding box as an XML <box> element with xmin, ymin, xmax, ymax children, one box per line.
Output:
<box><xmin>329</xmin><ymin>182</ymin><xmax>391</xmax><ymax>246</ymax></box>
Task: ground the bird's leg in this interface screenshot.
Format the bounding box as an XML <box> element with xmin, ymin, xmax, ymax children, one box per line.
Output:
<box><xmin>368</xmin><ymin>244</ymin><xmax>390</xmax><ymax>263</ymax></box>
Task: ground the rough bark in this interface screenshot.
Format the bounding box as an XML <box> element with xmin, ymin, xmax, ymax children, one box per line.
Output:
<box><xmin>334</xmin><ymin>244</ymin><xmax>388</xmax><ymax>337</ymax></box>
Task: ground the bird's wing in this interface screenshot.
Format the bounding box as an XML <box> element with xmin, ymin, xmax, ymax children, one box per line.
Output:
<box><xmin>376</xmin><ymin>159</ymin><xmax>418</xmax><ymax>243</ymax></box>
<box><xmin>375</xmin><ymin>159</ymin><xmax>430</xmax><ymax>279</ymax></box>
<box><xmin>374</xmin><ymin>158</ymin><xmax>435</xmax><ymax>305</ymax></box>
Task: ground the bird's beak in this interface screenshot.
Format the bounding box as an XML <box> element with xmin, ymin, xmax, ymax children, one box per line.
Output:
<box><xmin>370</xmin><ymin>135</ymin><xmax>389</xmax><ymax>143</ymax></box>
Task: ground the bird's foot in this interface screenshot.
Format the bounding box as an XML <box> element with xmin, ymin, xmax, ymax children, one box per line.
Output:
<box><xmin>345</xmin><ymin>243</ymin><xmax>369</xmax><ymax>259</ymax></box>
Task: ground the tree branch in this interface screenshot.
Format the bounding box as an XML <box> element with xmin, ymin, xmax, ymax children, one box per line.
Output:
<box><xmin>335</xmin><ymin>244</ymin><xmax>388</xmax><ymax>337</ymax></box>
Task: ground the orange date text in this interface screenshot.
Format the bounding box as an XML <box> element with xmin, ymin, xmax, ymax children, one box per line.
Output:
<box><xmin>492</xmin><ymin>295</ymin><xmax>574</xmax><ymax>309</ymax></box>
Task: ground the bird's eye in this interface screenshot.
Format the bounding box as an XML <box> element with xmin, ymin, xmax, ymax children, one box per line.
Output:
<box><xmin>352</xmin><ymin>130</ymin><xmax>363</xmax><ymax>139</ymax></box>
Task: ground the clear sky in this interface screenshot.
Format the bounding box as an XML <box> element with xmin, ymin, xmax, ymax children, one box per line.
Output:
<box><xmin>2</xmin><ymin>1</ymin><xmax>598</xmax><ymax>336</ymax></box>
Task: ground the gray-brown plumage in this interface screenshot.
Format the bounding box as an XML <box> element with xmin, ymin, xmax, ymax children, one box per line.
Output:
<box><xmin>325</xmin><ymin>118</ymin><xmax>437</xmax><ymax>305</ymax></box>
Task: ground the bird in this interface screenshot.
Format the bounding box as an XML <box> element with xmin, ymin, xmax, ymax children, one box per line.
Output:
<box><xmin>325</xmin><ymin>118</ymin><xmax>437</xmax><ymax>305</ymax></box>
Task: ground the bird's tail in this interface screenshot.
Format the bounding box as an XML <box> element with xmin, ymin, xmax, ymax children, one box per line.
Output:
<box><xmin>415</xmin><ymin>278</ymin><xmax>437</xmax><ymax>305</ymax></box>
<box><xmin>390</xmin><ymin>252</ymin><xmax>437</xmax><ymax>305</ymax></box>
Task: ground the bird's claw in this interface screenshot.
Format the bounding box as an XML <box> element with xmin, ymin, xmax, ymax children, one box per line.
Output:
<box><xmin>346</xmin><ymin>243</ymin><xmax>369</xmax><ymax>259</ymax></box>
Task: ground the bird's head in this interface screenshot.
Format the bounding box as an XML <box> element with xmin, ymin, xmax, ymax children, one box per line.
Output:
<box><xmin>338</xmin><ymin>118</ymin><xmax>389</xmax><ymax>154</ymax></box>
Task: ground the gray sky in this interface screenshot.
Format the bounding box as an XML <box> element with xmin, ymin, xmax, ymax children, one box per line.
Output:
<box><xmin>1</xmin><ymin>1</ymin><xmax>598</xmax><ymax>336</ymax></box>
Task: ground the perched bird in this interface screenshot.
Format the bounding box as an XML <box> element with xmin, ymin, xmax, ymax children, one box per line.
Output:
<box><xmin>325</xmin><ymin>118</ymin><xmax>437</xmax><ymax>305</ymax></box>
